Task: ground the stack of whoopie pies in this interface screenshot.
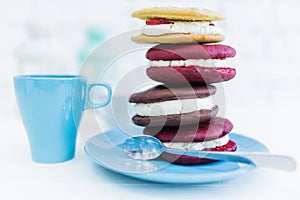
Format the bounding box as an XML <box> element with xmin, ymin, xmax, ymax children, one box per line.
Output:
<box><xmin>129</xmin><ymin>7</ymin><xmax>237</xmax><ymax>165</ymax></box>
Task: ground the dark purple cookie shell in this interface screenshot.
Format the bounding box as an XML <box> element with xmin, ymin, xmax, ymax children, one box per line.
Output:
<box><xmin>146</xmin><ymin>44</ymin><xmax>236</xmax><ymax>61</ymax></box>
<box><xmin>160</xmin><ymin>140</ymin><xmax>237</xmax><ymax>165</ymax></box>
<box><xmin>144</xmin><ymin>117</ymin><xmax>233</xmax><ymax>142</ymax></box>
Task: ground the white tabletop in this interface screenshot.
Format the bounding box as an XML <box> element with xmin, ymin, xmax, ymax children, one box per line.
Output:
<box><xmin>1</xmin><ymin>89</ymin><xmax>299</xmax><ymax>200</ymax></box>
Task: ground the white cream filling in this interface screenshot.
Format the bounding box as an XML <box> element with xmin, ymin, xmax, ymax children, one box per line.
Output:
<box><xmin>134</xmin><ymin>97</ymin><xmax>214</xmax><ymax>117</ymax></box>
<box><xmin>163</xmin><ymin>134</ymin><xmax>229</xmax><ymax>151</ymax></box>
<box><xmin>149</xmin><ymin>59</ymin><xmax>228</xmax><ymax>68</ymax></box>
<box><xmin>142</xmin><ymin>22</ymin><xmax>223</xmax><ymax>36</ymax></box>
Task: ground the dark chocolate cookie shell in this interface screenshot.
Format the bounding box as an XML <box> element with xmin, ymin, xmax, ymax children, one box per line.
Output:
<box><xmin>129</xmin><ymin>84</ymin><xmax>216</xmax><ymax>104</ymax></box>
<box><xmin>132</xmin><ymin>105</ymin><xmax>218</xmax><ymax>127</ymax></box>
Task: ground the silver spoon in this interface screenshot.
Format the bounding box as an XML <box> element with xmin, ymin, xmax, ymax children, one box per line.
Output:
<box><xmin>122</xmin><ymin>135</ymin><xmax>297</xmax><ymax>171</ymax></box>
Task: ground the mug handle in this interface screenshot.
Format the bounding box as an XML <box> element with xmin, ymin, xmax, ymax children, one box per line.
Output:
<box><xmin>84</xmin><ymin>83</ymin><xmax>112</xmax><ymax>110</ymax></box>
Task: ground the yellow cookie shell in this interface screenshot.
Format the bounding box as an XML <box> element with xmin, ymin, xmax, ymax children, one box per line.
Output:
<box><xmin>132</xmin><ymin>33</ymin><xmax>225</xmax><ymax>44</ymax></box>
<box><xmin>131</xmin><ymin>7</ymin><xmax>225</xmax><ymax>21</ymax></box>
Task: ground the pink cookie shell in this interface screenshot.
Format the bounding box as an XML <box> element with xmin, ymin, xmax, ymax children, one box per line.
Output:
<box><xmin>147</xmin><ymin>66</ymin><xmax>236</xmax><ymax>84</ymax></box>
<box><xmin>160</xmin><ymin>140</ymin><xmax>237</xmax><ymax>165</ymax></box>
<box><xmin>144</xmin><ymin>117</ymin><xmax>233</xmax><ymax>142</ymax></box>
<box><xmin>146</xmin><ymin>44</ymin><xmax>236</xmax><ymax>61</ymax></box>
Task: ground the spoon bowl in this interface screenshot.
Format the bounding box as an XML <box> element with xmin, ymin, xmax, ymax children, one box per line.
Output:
<box><xmin>122</xmin><ymin>135</ymin><xmax>297</xmax><ymax>171</ymax></box>
<box><xmin>122</xmin><ymin>135</ymin><xmax>164</xmax><ymax>160</ymax></box>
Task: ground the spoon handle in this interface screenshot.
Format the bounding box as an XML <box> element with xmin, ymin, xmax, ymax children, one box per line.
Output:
<box><xmin>164</xmin><ymin>148</ymin><xmax>297</xmax><ymax>171</ymax></box>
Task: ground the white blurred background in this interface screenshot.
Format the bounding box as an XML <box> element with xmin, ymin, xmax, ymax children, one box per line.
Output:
<box><xmin>1</xmin><ymin>0</ymin><xmax>300</xmax><ymax>153</ymax></box>
<box><xmin>0</xmin><ymin>1</ymin><xmax>300</xmax><ymax>199</ymax></box>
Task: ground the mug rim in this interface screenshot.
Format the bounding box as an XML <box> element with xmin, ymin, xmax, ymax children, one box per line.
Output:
<box><xmin>14</xmin><ymin>74</ymin><xmax>86</xmax><ymax>80</ymax></box>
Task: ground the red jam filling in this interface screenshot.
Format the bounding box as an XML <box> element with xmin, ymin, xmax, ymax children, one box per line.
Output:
<box><xmin>146</xmin><ymin>19</ymin><xmax>173</xmax><ymax>25</ymax></box>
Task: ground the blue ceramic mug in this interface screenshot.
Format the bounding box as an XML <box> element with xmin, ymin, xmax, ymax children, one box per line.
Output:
<box><xmin>14</xmin><ymin>75</ymin><xmax>111</xmax><ymax>163</ymax></box>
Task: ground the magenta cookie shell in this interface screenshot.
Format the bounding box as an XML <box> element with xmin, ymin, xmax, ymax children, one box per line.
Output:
<box><xmin>146</xmin><ymin>66</ymin><xmax>236</xmax><ymax>84</ymax></box>
<box><xmin>146</xmin><ymin>44</ymin><xmax>236</xmax><ymax>61</ymax></box>
<box><xmin>160</xmin><ymin>140</ymin><xmax>237</xmax><ymax>165</ymax></box>
<box><xmin>144</xmin><ymin>117</ymin><xmax>233</xmax><ymax>142</ymax></box>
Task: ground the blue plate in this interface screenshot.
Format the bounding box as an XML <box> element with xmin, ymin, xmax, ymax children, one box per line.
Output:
<box><xmin>84</xmin><ymin>129</ymin><xmax>269</xmax><ymax>184</ymax></box>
